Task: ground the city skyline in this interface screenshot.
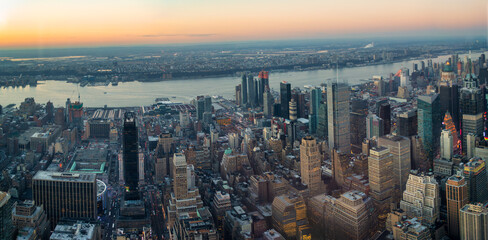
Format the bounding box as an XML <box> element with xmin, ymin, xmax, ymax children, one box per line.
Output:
<box><xmin>0</xmin><ymin>0</ymin><xmax>487</xmax><ymax>48</ymax></box>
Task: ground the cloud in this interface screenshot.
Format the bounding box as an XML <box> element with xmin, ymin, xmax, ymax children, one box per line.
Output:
<box><xmin>140</xmin><ymin>33</ymin><xmax>217</xmax><ymax>38</ymax></box>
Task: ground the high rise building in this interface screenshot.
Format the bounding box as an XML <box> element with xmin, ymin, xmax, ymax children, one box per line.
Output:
<box><xmin>446</xmin><ymin>176</ymin><xmax>468</xmax><ymax>239</ymax></box>
<box><xmin>333</xmin><ymin>191</ymin><xmax>374</xmax><ymax>240</ymax></box>
<box><xmin>309</xmin><ymin>88</ymin><xmax>322</xmax><ymax>134</ymax></box>
<box><xmin>462</xmin><ymin>158</ymin><xmax>488</xmax><ymax>203</ymax></box>
<box><xmin>289</xmin><ymin>99</ymin><xmax>297</xmax><ymax>122</ymax></box>
<box><xmin>400</xmin><ymin>172</ymin><xmax>440</xmax><ymax>226</ymax></box>
<box><xmin>368</xmin><ymin>147</ymin><xmax>394</xmax><ymax>212</ymax></box>
<box><xmin>258</xmin><ymin>71</ymin><xmax>270</xmax><ymax>106</ymax></box>
<box><xmin>263</xmin><ymin>87</ymin><xmax>274</xmax><ymax>118</ymax></box>
<box><xmin>12</xmin><ymin>200</ymin><xmax>50</xmax><ymax>240</ymax></box>
<box><xmin>241</xmin><ymin>74</ymin><xmax>248</xmax><ymax>106</ymax></box>
<box><xmin>350</xmin><ymin>99</ymin><xmax>368</xmax><ymax>153</ymax></box>
<box><xmin>0</xmin><ymin>191</ymin><xmax>14</xmax><ymax>240</ymax></box>
<box><xmin>167</xmin><ymin>153</ymin><xmax>203</xmax><ymax>228</ymax></box>
<box><xmin>378</xmin><ymin>135</ymin><xmax>411</xmax><ymax>200</ymax></box>
<box><xmin>196</xmin><ymin>98</ymin><xmax>205</xmax><ymax>120</ymax></box>
<box><xmin>378</xmin><ymin>102</ymin><xmax>391</xmax><ymax>135</ymax></box>
<box><xmin>271</xmin><ymin>193</ymin><xmax>309</xmax><ymax>239</ymax></box>
<box><xmin>235</xmin><ymin>84</ymin><xmax>242</xmax><ymax>106</ymax></box>
<box><xmin>366</xmin><ymin>114</ymin><xmax>384</xmax><ymax>139</ymax></box>
<box><xmin>248</xmin><ymin>75</ymin><xmax>257</xmax><ymax>108</ymax></box>
<box><xmin>33</xmin><ymin>171</ymin><xmax>97</xmax><ymax>227</ymax></box>
<box><xmin>400</xmin><ymin>67</ymin><xmax>410</xmax><ymax>89</ymax></box>
<box><xmin>443</xmin><ymin>112</ymin><xmax>459</xmax><ymax>151</ymax></box>
<box><xmin>300</xmin><ymin>136</ymin><xmax>322</xmax><ymax>195</ymax></box>
<box><xmin>440</xmin><ymin>129</ymin><xmax>453</xmax><ymax>160</ymax></box>
<box><xmin>460</xmin><ymin>73</ymin><xmax>485</xmax><ymax>153</ymax></box>
<box><xmin>327</xmin><ymin>82</ymin><xmax>351</xmax><ymax>153</ymax></box>
<box><xmin>417</xmin><ymin>93</ymin><xmax>442</xmax><ymax>159</ymax></box>
<box><xmin>397</xmin><ymin>110</ymin><xmax>417</xmax><ymax>137</ymax></box>
<box><xmin>280</xmin><ymin>82</ymin><xmax>291</xmax><ymax>119</ymax></box>
<box><xmin>123</xmin><ymin>112</ymin><xmax>139</xmax><ymax>200</ymax></box>
<box><xmin>317</xmin><ymin>102</ymin><xmax>328</xmax><ymax>139</ymax></box>
<box><xmin>204</xmin><ymin>95</ymin><xmax>212</xmax><ymax>113</ymax></box>
<box><xmin>459</xmin><ymin>203</ymin><xmax>488</xmax><ymax>240</ymax></box>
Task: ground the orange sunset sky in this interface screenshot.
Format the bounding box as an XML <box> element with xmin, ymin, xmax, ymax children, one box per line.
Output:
<box><xmin>0</xmin><ymin>0</ymin><xmax>487</xmax><ymax>48</ymax></box>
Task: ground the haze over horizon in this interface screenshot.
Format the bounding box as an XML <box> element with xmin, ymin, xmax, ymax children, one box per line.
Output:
<box><xmin>1</xmin><ymin>0</ymin><xmax>487</xmax><ymax>48</ymax></box>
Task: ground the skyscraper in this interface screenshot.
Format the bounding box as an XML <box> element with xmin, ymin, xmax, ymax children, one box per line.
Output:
<box><xmin>446</xmin><ymin>176</ymin><xmax>468</xmax><ymax>239</ymax></box>
<box><xmin>123</xmin><ymin>112</ymin><xmax>139</xmax><ymax>200</ymax></box>
<box><xmin>443</xmin><ymin>112</ymin><xmax>459</xmax><ymax>151</ymax></box>
<box><xmin>378</xmin><ymin>102</ymin><xmax>391</xmax><ymax>135</ymax></box>
<box><xmin>327</xmin><ymin>82</ymin><xmax>350</xmax><ymax>153</ymax></box>
<box><xmin>440</xmin><ymin>129</ymin><xmax>453</xmax><ymax>160</ymax></box>
<box><xmin>350</xmin><ymin>99</ymin><xmax>368</xmax><ymax>153</ymax></box>
<box><xmin>317</xmin><ymin>102</ymin><xmax>328</xmax><ymax>139</ymax></box>
<box><xmin>167</xmin><ymin>153</ymin><xmax>203</xmax><ymax>228</ymax></box>
<box><xmin>241</xmin><ymin>74</ymin><xmax>248</xmax><ymax>106</ymax></box>
<box><xmin>400</xmin><ymin>172</ymin><xmax>440</xmax><ymax>226</ymax></box>
<box><xmin>0</xmin><ymin>191</ymin><xmax>14</xmax><ymax>240</ymax></box>
<box><xmin>196</xmin><ymin>98</ymin><xmax>205</xmax><ymax>120</ymax></box>
<box><xmin>309</xmin><ymin>88</ymin><xmax>322</xmax><ymax>134</ymax></box>
<box><xmin>280</xmin><ymin>82</ymin><xmax>291</xmax><ymax>119</ymax></box>
<box><xmin>258</xmin><ymin>71</ymin><xmax>269</xmax><ymax>106</ymax></box>
<box><xmin>263</xmin><ymin>87</ymin><xmax>274</xmax><ymax>118</ymax></box>
<box><xmin>462</xmin><ymin>158</ymin><xmax>488</xmax><ymax>203</ymax></box>
<box><xmin>378</xmin><ymin>135</ymin><xmax>411</xmax><ymax>200</ymax></box>
<box><xmin>333</xmin><ymin>191</ymin><xmax>374</xmax><ymax>240</ymax></box>
<box><xmin>235</xmin><ymin>84</ymin><xmax>241</xmax><ymax>106</ymax></box>
<box><xmin>397</xmin><ymin>110</ymin><xmax>417</xmax><ymax>137</ymax></box>
<box><xmin>368</xmin><ymin>147</ymin><xmax>394</xmax><ymax>212</ymax></box>
<box><xmin>460</xmin><ymin>73</ymin><xmax>485</xmax><ymax>153</ymax></box>
<box><xmin>459</xmin><ymin>203</ymin><xmax>488</xmax><ymax>240</ymax></box>
<box><xmin>417</xmin><ymin>93</ymin><xmax>442</xmax><ymax>159</ymax></box>
<box><xmin>366</xmin><ymin>114</ymin><xmax>384</xmax><ymax>139</ymax></box>
<box><xmin>33</xmin><ymin>171</ymin><xmax>97</xmax><ymax>227</ymax></box>
<box><xmin>248</xmin><ymin>75</ymin><xmax>257</xmax><ymax>108</ymax></box>
<box><xmin>300</xmin><ymin>136</ymin><xmax>321</xmax><ymax>195</ymax></box>
<box><xmin>204</xmin><ymin>95</ymin><xmax>212</xmax><ymax>113</ymax></box>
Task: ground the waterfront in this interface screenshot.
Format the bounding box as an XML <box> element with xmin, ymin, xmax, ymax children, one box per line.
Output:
<box><xmin>1</xmin><ymin>51</ymin><xmax>485</xmax><ymax>107</ymax></box>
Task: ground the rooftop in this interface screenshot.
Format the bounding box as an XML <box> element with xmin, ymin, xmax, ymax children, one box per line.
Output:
<box><xmin>33</xmin><ymin>171</ymin><xmax>96</xmax><ymax>183</ymax></box>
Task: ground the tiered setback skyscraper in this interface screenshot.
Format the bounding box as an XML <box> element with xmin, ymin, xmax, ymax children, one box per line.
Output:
<box><xmin>327</xmin><ymin>82</ymin><xmax>351</xmax><ymax>153</ymax></box>
<box><xmin>417</xmin><ymin>93</ymin><xmax>441</xmax><ymax>159</ymax></box>
<box><xmin>459</xmin><ymin>203</ymin><xmax>488</xmax><ymax>240</ymax></box>
<box><xmin>300</xmin><ymin>136</ymin><xmax>321</xmax><ymax>195</ymax></box>
<box><xmin>123</xmin><ymin>112</ymin><xmax>139</xmax><ymax>200</ymax></box>
<box><xmin>167</xmin><ymin>153</ymin><xmax>203</xmax><ymax>228</ymax></box>
<box><xmin>368</xmin><ymin>147</ymin><xmax>394</xmax><ymax>211</ymax></box>
<box><xmin>400</xmin><ymin>172</ymin><xmax>440</xmax><ymax>226</ymax></box>
<box><xmin>446</xmin><ymin>176</ymin><xmax>468</xmax><ymax>239</ymax></box>
<box><xmin>33</xmin><ymin>171</ymin><xmax>97</xmax><ymax>227</ymax></box>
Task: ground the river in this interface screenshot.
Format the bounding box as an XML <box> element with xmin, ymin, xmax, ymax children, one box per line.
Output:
<box><xmin>0</xmin><ymin>51</ymin><xmax>485</xmax><ymax>107</ymax></box>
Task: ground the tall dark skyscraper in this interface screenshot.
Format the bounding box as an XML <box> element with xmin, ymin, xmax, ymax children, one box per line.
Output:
<box><xmin>378</xmin><ymin>102</ymin><xmax>391</xmax><ymax>135</ymax></box>
<box><xmin>247</xmin><ymin>75</ymin><xmax>257</xmax><ymax>108</ymax></box>
<box><xmin>350</xmin><ymin>99</ymin><xmax>368</xmax><ymax>153</ymax></box>
<box><xmin>280</xmin><ymin>81</ymin><xmax>291</xmax><ymax>119</ymax></box>
<box><xmin>397</xmin><ymin>110</ymin><xmax>417</xmax><ymax>137</ymax></box>
<box><xmin>196</xmin><ymin>98</ymin><xmax>205</xmax><ymax>120</ymax></box>
<box><xmin>204</xmin><ymin>95</ymin><xmax>212</xmax><ymax>113</ymax></box>
<box><xmin>418</xmin><ymin>93</ymin><xmax>442</xmax><ymax>159</ymax></box>
<box><xmin>241</xmin><ymin>74</ymin><xmax>248</xmax><ymax>106</ymax></box>
<box><xmin>309</xmin><ymin>88</ymin><xmax>322</xmax><ymax>134</ymax></box>
<box><xmin>123</xmin><ymin>112</ymin><xmax>140</xmax><ymax>200</ymax></box>
<box><xmin>440</xmin><ymin>84</ymin><xmax>460</xmax><ymax>130</ymax></box>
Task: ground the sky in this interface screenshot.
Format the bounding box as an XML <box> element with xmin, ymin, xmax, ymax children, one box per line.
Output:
<box><xmin>0</xmin><ymin>0</ymin><xmax>486</xmax><ymax>48</ymax></box>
